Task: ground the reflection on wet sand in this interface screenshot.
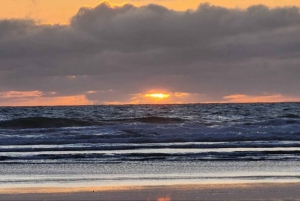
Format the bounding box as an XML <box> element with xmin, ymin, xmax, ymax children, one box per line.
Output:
<box><xmin>1</xmin><ymin>183</ymin><xmax>300</xmax><ymax>201</ymax></box>
<box><xmin>0</xmin><ymin>186</ymin><xmax>140</xmax><ymax>194</ymax></box>
<box><xmin>147</xmin><ymin>195</ymin><xmax>171</xmax><ymax>201</ymax></box>
<box><xmin>157</xmin><ymin>196</ymin><xmax>171</xmax><ymax>201</ymax></box>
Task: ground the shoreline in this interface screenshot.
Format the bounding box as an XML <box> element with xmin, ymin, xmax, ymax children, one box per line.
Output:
<box><xmin>1</xmin><ymin>182</ymin><xmax>300</xmax><ymax>200</ymax></box>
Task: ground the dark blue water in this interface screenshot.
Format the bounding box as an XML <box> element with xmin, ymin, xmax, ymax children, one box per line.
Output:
<box><xmin>1</xmin><ymin>103</ymin><xmax>300</xmax><ymax>163</ymax></box>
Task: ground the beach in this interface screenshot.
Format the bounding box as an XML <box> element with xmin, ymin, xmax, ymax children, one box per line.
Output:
<box><xmin>1</xmin><ymin>183</ymin><xmax>300</xmax><ymax>200</ymax></box>
<box><xmin>1</xmin><ymin>160</ymin><xmax>300</xmax><ymax>200</ymax></box>
<box><xmin>1</xmin><ymin>104</ymin><xmax>300</xmax><ymax>200</ymax></box>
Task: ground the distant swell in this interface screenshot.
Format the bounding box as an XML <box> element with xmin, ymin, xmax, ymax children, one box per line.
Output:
<box><xmin>0</xmin><ymin>116</ymin><xmax>185</xmax><ymax>129</ymax></box>
<box><xmin>131</xmin><ymin>117</ymin><xmax>185</xmax><ymax>124</ymax></box>
<box><xmin>103</xmin><ymin>116</ymin><xmax>185</xmax><ymax>124</ymax></box>
<box><xmin>279</xmin><ymin>114</ymin><xmax>300</xmax><ymax>119</ymax></box>
<box><xmin>0</xmin><ymin>117</ymin><xmax>94</xmax><ymax>129</ymax></box>
<box><xmin>244</xmin><ymin>119</ymin><xmax>300</xmax><ymax>126</ymax></box>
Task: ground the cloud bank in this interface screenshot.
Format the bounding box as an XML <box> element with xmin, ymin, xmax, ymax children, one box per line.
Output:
<box><xmin>1</xmin><ymin>1</ymin><xmax>300</xmax><ymax>105</ymax></box>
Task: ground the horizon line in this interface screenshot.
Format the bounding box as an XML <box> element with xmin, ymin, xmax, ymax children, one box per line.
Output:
<box><xmin>0</xmin><ymin>101</ymin><xmax>299</xmax><ymax>107</ymax></box>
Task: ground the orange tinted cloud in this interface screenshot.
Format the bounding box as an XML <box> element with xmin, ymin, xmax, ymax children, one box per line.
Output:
<box><xmin>223</xmin><ymin>94</ymin><xmax>300</xmax><ymax>103</ymax></box>
<box><xmin>0</xmin><ymin>91</ymin><xmax>42</xmax><ymax>98</ymax></box>
<box><xmin>0</xmin><ymin>90</ymin><xmax>92</xmax><ymax>106</ymax></box>
<box><xmin>2</xmin><ymin>91</ymin><xmax>300</xmax><ymax>106</ymax></box>
<box><xmin>102</xmin><ymin>92</ymin><xmax>204</xmax><ymax>105</ymax></box>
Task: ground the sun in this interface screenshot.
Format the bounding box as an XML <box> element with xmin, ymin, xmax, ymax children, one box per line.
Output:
<box><xmin>145</xmin><ymin>93</ymin><xmax>170</xmax><ymax>99</ymax></box>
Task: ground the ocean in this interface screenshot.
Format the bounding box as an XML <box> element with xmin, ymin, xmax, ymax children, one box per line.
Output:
<box><xmin>1</xmin><ymin>103</ymin><xmax>300</xmax><ymax>188</ymax></box>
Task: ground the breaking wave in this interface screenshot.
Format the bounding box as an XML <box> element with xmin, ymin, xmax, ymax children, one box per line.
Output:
<box><xmin>0</xmin><ymin>117</ymin><xmax>95</xmax><ymax>129</ymax></box>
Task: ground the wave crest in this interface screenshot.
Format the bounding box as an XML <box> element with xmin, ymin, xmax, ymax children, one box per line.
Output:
<box><xmin>132</xmin><ymin>117</ymin><xmax>185</xmax><ymax>124</ymax></box>
<box><xmin>0</xmin><ymin>117</ymin><xmax>94</xmax><ymax>129</ymax></box>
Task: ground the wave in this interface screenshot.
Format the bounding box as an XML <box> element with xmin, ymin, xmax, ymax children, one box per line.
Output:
<box><xmin>244</xmin><ymin>119</ymin><xmax>300</xmax><ymax>126</ymax></box>
<box><xmin>2</xmin><ymin>122</ymin><xmax>300</xmax><ymax>146</ymax></box>
<box><xmin>103</xmin><ymin>116</ymin><xmax>185</xmax><ymax>124</ymax></box>
<box><xmin>0</xmin><ymin>117</ymin><xmax>95</xmax><ymax>129</ymax></box>
<box><xmin>2</xmin><ymin>141</ymin><xmax>300</xmax><ymax>153</ymax></box>
<box><xmin>2</xmin><ymin>150</ymin><xmax>300</xmax><ymax>162</ymax></box>
<box><xmin>0</xmin><ymin>116</ymin><xmax>185</xmax><ymax>129</ymax></box>
<box><xmin>279</xmin><ymin>114</ymin><xmax>300</xmax><ymax>119</ymax></box>
<box><xmin>131</xmin><ymin>117</ymin><xmax>185</xmax><ymax>123</ymax></box>
<box><xmin>2</xmin><ymin>115</ymin><xmax>300</xmax><ymax>130</ymax></box>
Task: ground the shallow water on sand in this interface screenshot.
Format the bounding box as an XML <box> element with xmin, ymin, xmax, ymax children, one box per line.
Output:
<box><xmin>1</xmin><ymin>161</ymin><xmax>300</xmax><ymax>188</ymax></box>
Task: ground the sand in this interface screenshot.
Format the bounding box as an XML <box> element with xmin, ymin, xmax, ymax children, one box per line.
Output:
<box><xmin>1</xmin><ymin>182</ymin><xmax>300</xmax><ymax>200</ymax></box>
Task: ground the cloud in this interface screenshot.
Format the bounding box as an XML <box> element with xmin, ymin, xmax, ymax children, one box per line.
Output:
<box><xmin>222</xmin><ymin>94</ymin><xmax>300</xmax><ymax>103</ymax></box>
<box><xmin>0</xmin><ymin>90</ymin><xmax>42</xmax><ymax>98</ymax></box>
<box><xmin>0</xmin><ymin>90</ymin><xmax>92</xmax><ymax>106</ymax></box>
<box><xmin>128</xmin><ymin>92</ymin><xmax>205</xmax><ymax>104</ymax></box>
<box><xmin>1</xmin><ymin>1</ymin><xmax>300</xmax><ymax>105</ymax></box>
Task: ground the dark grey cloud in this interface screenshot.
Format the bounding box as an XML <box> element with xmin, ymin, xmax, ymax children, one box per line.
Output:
<box><xmin>1</xmin><ymin>2</ymin><xmax>300</xmax><ymax>104</ymax></box>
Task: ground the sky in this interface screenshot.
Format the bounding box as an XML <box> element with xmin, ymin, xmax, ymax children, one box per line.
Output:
<box><xmin>1</xmin><ymin>0</ymin><xmax>300</xmax><ymax>105</ymax></box>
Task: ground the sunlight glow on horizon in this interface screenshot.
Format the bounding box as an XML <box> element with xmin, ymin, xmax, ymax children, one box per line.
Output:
<box><xmin>145</xmin><ymin>93</ymin><xmax>170</xmax><ymax>99</ymax></box>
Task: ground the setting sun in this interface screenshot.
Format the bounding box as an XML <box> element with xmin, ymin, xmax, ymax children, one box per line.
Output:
<box><xmin>145</xmin><ymin>93</ymin><xmax>170</xmax><ymax>99</ymax></box>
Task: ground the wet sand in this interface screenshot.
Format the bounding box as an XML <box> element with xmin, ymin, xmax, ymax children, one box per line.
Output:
<box><xmin>1</xmin><ymin>182</ymin><xmax>300</xmax><ymax>200</ymax></box>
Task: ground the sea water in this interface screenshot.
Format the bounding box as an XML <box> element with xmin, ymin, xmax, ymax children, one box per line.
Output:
<box><xmin>1</xmin><ymin>103</ymin><xmax>300</xmax><ymax>187</ymax></box>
